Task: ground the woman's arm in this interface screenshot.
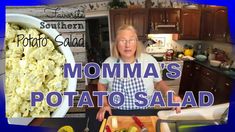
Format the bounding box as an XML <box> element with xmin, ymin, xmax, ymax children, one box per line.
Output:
<box><xmin>97</xmin><ymin>82</ymin><xmax>109</xmax><ymax>107</ymax></box>
<box><xmin>154</xmin><ymin>80</ymin><xmax>170</xmax><ymax>95</ymax></box>
<box><xmin>154</xmin><ymin>80</ymin><xmax>182</xmax><ymax>113</ymax></box>
<box><xmin>96</xmin><ymin>82</ymin><xmax>112</xmax><ymax>121</ymax></box>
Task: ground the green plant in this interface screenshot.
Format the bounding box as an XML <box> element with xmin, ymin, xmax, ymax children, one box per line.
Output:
<box><xmin>108</xmin><ymin>0</ymin><xmax>127</xmax><ymax>9</ymax></box>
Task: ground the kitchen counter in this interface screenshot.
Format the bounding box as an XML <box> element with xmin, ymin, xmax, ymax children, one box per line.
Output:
<box><xmin>193</xmin><ymin>60</ymin><xmax>235</xmax><ymax>80</ymax></box>
<box><xmin>157</xmin><ymin>103</ymin><xmax>229</xmax><ymax>132</ymax></box>
<box><xmin>31</xmin><ymin>108</ymin><xmax>168</xmax><ymax>132</ymax></box>
<box><xmin>182</xmin><ymin>59</ymin><xmax>235</xmax><ymax>80</ymax></box>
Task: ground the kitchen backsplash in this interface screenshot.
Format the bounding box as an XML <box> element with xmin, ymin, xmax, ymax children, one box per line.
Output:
<box><xmin>204</xmin><ymin>41</ymin><xmax>234</xmax><ymax>60</ymax></box>
<box><xmin>146</xmin><ymin>34</ymin><xmax>234</xmax><ymax>60</ymax></box>
<box><xmin>174</xmin><ymin>40</ymin><xmax>234</xmax><ymax>60</ymax></box>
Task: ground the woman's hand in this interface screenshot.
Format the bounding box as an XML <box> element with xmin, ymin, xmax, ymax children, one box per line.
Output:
<box><xmin>173</xmin><ymin>95</ymin><xmax>182</xmax><ymax>113</ymax></box>
<box><xmin>155</xmin><ymin>81</ymin><xmax>182</xmax><ymax>113</ymax></box>
<box><xmin>96</xmin><ymin>105</ymin><xmax>112</xmax><ymax>122</ymax></box>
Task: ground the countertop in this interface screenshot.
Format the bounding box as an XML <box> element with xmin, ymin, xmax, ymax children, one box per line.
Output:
<box><xmin>31</xmin><ymin>108</ymin><xmax>167</xmax><ymax>132</ymax></box>
<box><xmin>193</xmin><ymin>60</ymin><xmax>235</xmax><ymax>80</ymax></box>
<box><xmin>181</xmin><ymin>58</ymin><xmax>235</xmax><ymax>80</ymax></box>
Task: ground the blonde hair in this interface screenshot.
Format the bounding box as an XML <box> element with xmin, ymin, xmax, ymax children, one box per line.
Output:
<box><xmin>111</xmin><ymin>24</ymin><xmax>144</xmax><ymax>58</ymax></box>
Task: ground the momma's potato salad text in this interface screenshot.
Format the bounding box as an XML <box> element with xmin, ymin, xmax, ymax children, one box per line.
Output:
<box><xmin>5</xmin><ymin>23</ymin><xmax>68</xmax><ymax>117</ymax></box>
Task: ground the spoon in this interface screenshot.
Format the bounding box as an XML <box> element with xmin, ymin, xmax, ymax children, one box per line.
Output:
<box><xmin>84</xmin><ymin>117</ymin><xmax>89</xmax><ymax>132</ymax></box>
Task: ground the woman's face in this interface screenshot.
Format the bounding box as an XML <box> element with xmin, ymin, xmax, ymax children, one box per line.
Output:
<box><xmin>116</xmin><ymin>29</ymin><xmax>137</xmax><ymax>61</ymax></box>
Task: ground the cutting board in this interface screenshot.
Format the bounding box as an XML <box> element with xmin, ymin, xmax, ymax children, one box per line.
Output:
<box><xmin>105</xmin><ymin>116</ymin><xmax>158</xmax><ymax>132</ymax></box>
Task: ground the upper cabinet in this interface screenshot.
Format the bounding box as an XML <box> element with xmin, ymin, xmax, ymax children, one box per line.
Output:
<box><xmin>213</xmin><ymin>7</ymin><xmax>228</xmax><ymax>41</ymax></box>
<box><xmin>200</xmin><ymin>6</ymin><xmax>229</xmax><ymax>42</ymax></box>
<box><xmin>149</xmin><ymin>8</ymin><xmax>165</xmax><ymax>26</ymax></box>
<box><xmin>109</xmin><ymin>8</ymin><xmax>148</xmax><ymax>41</ymax></box>
<box><xmin>200</xmin><ymin>8</ymin><xmax>214</xmax><ymax>40</ymax></box>
<box><xmin>129</xmin><ymin>9</ymin><xmax>149</xmax><ymax>41</ymax></box>
<box><xmin>166</xmin><ymin>9</ymin><xmax>181</xmax><ymax>25</ymax></box>
<box><xmin>149</xmin><ymin>8</ymin><xmax>180</xmax><ymax>33</ymax></box>
<box><xmin>110</xmin><ymin>9</ymin><xmax>129</xmax><ymax>41</ymax></box>
<box><xmin>109</xmin><ymin>6</ymin><xmax>230</xmax><ymax>43</ymax></box>
<box><xmin>174</xmin><ymin>9</ymin><xmax>201</xmax><ymax>40</ymax></box>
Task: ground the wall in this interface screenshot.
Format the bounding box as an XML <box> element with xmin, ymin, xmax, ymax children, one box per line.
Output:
<box><xmin>148</xmin><ymin>33</ymin><xmax>234</xmax><ymax>60</ymax></box>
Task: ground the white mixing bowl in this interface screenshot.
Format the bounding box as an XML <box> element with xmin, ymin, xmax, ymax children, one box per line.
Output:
<box><xmin>210</xmin><ymin>60</ymin><xmax>222</xmax><ymax>67</ymax></box>
<box><xmin>6</xmin><ymin>14</ymin><xmax>77</xmax><ymax>118</ymax></box>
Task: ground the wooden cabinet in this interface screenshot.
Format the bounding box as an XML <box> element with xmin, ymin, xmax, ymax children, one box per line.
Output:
<box><xmin>129</xmin><ymin>9</ymin><xmax>149</xmax><ymax>41</ymax></box>
<box><xmin>175</xmin><ymin>9</ymin><xmax>201</xmax><ymax>40</ymax></box>
<box><xmin>166</xmin><ymin>9</ymin><xmax>181</xmax><ymax>25</ymax></box>
<box><xmin>179</xmin><ymin>61</ymin><xmax>233</xmax><ymax>105</ymax></box>
<box><xmin>179</xmin><ymin>62</ymin><xmax>202</xmax><ymax>99</ymax></box>
<box><xmin>191</xmin><ymin>64</ymin><xmax>202</xmax><ymax>98</ymax></box>
<box><xmin>200</xmin><ymin>8</ymin><xmax>214</xmax><ymax>40</ymax></box>
<box><xmin>109</xmin><ymin>6</ymin><xmax>230</xmax><ymax>42</ymax></box>
<box><xmin>149</xmin><ymin>8</ymin><xmax>180</xmax><ymax>33</ymax></box>
<box><xmin>109</xmin><ymin>8</ymin><xmax>148</xmax><ymax>41</ymax></box>
<box><xmin>197</xmin><ymin>66</ymin><xmax>218</xmax><ymax>103</ymax></box>
<box><xmin>214</xmin><ymin>76</ymin><xmax>232</xmax><ymax>104</ymax></box>
<box><xmin>200</xmin><ymin>6</ymin><xmax>229</xmax><ymax>42</ymax></box>
<box><xmin>110</xmin><ymin>9</ymin><xmax>129</xmax><ymax>41</ymax></box>
<box><xmin>179</xmin><ymin>61</ymin><xmax>194</xmax><ymax>98</ymax></box>
<box><xmin>213</xmin><ymin>7</ymin><xmax>228</xmax><ymax>41</ymax></box>
<box><xmin>174</xmin><ymin>6</ymin><xmax>229</xmax><ymax>42</ymax></box>
<box><xmin>199</xmin><ymin>69</ymin><xmax>232</xmax><ymax>104</ymax></box>
<box><xmin>149</xmin><ymin>8</ymin><xmax>165</xmax><ymax>25</ymax></box>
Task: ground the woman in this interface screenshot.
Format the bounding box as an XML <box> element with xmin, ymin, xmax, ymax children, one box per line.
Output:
<box><xmin>96</xmin><ymin>25</ymin><xmax>181</xmax><ymax>121</ymax></box>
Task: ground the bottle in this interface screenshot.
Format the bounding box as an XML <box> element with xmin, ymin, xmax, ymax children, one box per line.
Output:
<box><xmin>208</xmin><ymin>53</ymin><xmax>215</xmax><ymax>60</ymax></box>
<box><xmin>196</xmin><ymin>44</ymin><xmax>202</xmax><ymax>55</ymax></box>
<box><xmin>204</xmin><ymin>48</ymin><xmax>209</xmax><ymax>59</ymax></box>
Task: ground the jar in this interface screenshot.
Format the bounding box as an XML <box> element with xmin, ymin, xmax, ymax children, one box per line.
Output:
<box><xmin>184</xmin><ymin>49</ymin><xmax>194</xmax><ymax>56</ymax></box>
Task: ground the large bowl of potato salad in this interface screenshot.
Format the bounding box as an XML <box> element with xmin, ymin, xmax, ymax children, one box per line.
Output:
<box><xmin>5</xmin><ymin>14</ymin><xmax>77</xmax><ymax>118</ymax></box>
